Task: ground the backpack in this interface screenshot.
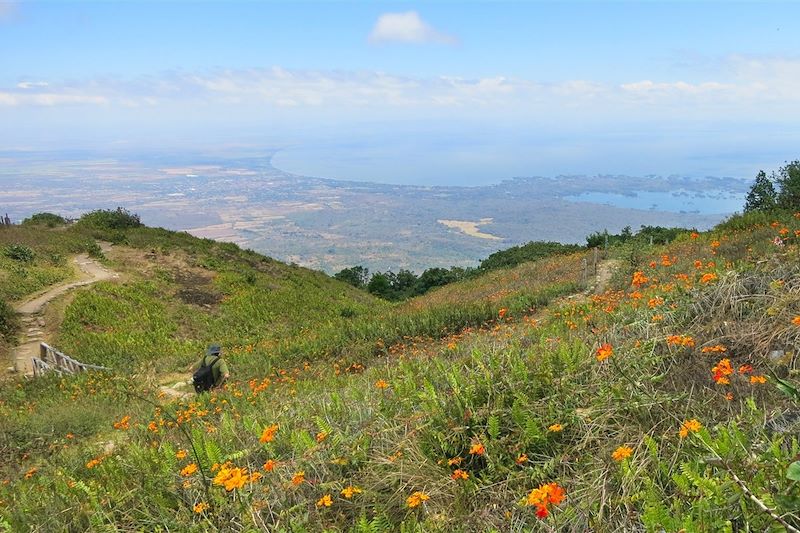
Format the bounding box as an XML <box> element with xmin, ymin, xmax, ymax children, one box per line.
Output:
<box><xmin>192</xmin><ymin>355</ymin><xmax>220</xmax><ymax>393</ymax></box>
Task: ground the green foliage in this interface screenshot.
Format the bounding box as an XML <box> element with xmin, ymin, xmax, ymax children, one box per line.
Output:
<box><xmin>586</xmin><ymin>225</ymin><xmax>692</xmax><ymax>247</ymax></box>
<box><xmin>0</xmin><ymin>298</ymin><xmax>16</xmax><ymax>341</ymax></box>
<box><xmin>335</xmin><ymin>265</ymin><xmax>370</xmax><ymax>289</ymax></box>
<box><xmin>3</xmin><ymin>243</ymin><xmax>34</xmax><ymax>262</ymax></box>
<box><xmin>78</xmin><ymin>207</ymin><xmax>143</xmax><ymax>231</ymax></box>
<box><xmin>21</xmin><ymin>212</ymin><xmax>68</xmax><ymax>228</ymax></box>
<box><xmin>744</xmin><ymin>170</ymin><xmax>778</xmax><ymax>212</ymax></box>
<box><xmin>776</xmin><ymin>160</ymin><xmax>800</xmax><ymax>210</ymax></box>
<box><xmin>479</xmin><ymin>240</ymin><xmax>582</xmax><ymax>271</ymax></box>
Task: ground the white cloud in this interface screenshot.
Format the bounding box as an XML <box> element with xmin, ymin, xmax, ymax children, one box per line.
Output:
<box><xmin>369</xmin><ymin>11</ymin><xmax>456</xmax><ymax>45</ymax></box>
<box><xmin>17</xmin><ymin>81</ymin><xmax>49</xmax><ymax>89</ymax></box>
<box><xmin>1</xmin><ymin>55</ymin><xmax>799</xmax><ymax>124</ymax></box>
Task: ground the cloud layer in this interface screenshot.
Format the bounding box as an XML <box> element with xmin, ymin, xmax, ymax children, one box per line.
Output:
<box><xmin>2</xmin><ymin>56</ymin><xmax>799</xmax><ymax>130</ymax></box>
<box><xmin>369</xmin><ymin>11</ymin><xmax>456</xmax><ymax>45</ymax></box>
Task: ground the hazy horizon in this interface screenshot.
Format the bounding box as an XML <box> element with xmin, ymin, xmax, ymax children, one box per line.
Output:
<box><xmin>2</xmin><ymin>1</ymin><xmax>799</xmax><ymax>188</ymax></box>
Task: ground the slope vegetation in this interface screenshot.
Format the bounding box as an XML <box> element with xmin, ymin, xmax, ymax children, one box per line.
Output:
<box><xmin>2</xmin><ymin>211</ymin><xmax>800</xmax><ymax>531</ymax></box>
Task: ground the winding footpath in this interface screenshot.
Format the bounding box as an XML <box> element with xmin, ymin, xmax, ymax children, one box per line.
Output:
<box><xmin>10</xmin><ymin>244</ymin><xmax>118</xmax><ymax>376</ymax></box>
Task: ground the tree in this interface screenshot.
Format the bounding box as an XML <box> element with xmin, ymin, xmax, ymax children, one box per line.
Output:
<box><xmin>776</xmin><ymin>160</ymin><xmax>800</xmax><ymax>210</ymax></box>
<box><xmin>744</xmin><ymin>170</ymin><xmax>777</xmax><ymax>212</ymax></box>
<box><xmin>366</xmin><ymin>272</ymin><xmax>393</xmax><ymax>300</ymax></box>
<box><xmin>334</xmin><ymin>266</ymin><xmax>369</xmax><ymax>289</ymax></box>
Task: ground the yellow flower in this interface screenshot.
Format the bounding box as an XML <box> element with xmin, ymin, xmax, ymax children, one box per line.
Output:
<box><xmin>180</xmin><ymin>463</ymin><xmax>198</xmax><ymax>477</ymax></box>
<box><xmin>291</xmin><ymin>471</ymin><xmax>305</xmax><ymax>486</ymax></box>
<box><xmin>406</xmin><ymin>491</ymin><xmax>430</xmax><ymax>508</ymax></box>
<box><xmin>611</xmin><ymin>446</ymin><xmax>633</xmax><ymax>462</ymax></box>
<box><xmin>596</xmin><ymin>343</ymin><xmax>613</xmax><ymax>362</ymax></box>
<box><xmin>341</xmin><ymin>485</ymin><xmax>363</xmax><ymax>498</ymax></box>
<box><xmin>176</xmin><ymin>450</ymin><xmax>188</xmax><ymax>460</ymax></box>
<box><xmin>374</xmin><ymin>379</ymin><xmax>389</xmax><ymax>389</ymax></box>
<box><xmin>548</xmin><ymin>424</ymin><xmax>563</xmax><ymax>432</ymax></box>
<box><xmin>469</xmin><ymin>442</ymin><xmax>485</xmax><ymax>456</ymax></box>
<box><xmin>451</xmin><ymin>469</ymin><xmax>469</xmax><ymax>480</ymax></box>
<box><xmin>316</xmin><ymin>494</ymin><xmax>333</xmax><ymax>507</ymax></box>
<box><xmin>193</xmin><ymin>502</ymin><xmax>209</xmax><ymax>513</ymax></box>
<box><xmin>679</xmin><ymin>419</ymin><xmax>702</xmax><ymax>438</ymax></box>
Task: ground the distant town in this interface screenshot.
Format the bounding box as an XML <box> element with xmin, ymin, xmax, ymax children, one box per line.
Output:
<box><xmin>0</xmin><ymin>149</ymin><xmax>748</xmax><ymax>272</ymax></box>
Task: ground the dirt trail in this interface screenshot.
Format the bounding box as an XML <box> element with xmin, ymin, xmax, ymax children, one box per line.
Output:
<box><xmin>9</xmin><ymin>243</ymin><xmax>119</xmax><ymax>376</ymax></box>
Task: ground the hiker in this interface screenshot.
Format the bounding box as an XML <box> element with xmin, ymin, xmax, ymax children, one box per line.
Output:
<box><xmin>191</xmin><ymin>344</ymin><xmax>230</xmax><ymax>392</ymax></box>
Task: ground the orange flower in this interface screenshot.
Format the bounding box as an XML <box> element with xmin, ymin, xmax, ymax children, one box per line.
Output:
<box><xmin>631</xmin><ymin>271</ymin><xmax>649</xmax><ymax>288</ymax></box>
<box><xmin>679</xmin><ymin>419</ymin><xmax>702</xmax><ymax>438</ymax></box>
<box><xmin>666</xmin><ymin>335</ymin><xmax>695</xmax><ymax>347</ymax></box>
<box><xmin>792</xmin><ymin>316</ymin><xmax>800</xmax><ymax>326</ymax></box>
<box><xmin>516</xmin><ymin>453</ymin><xmax>528</xmax><ymax>465</ymax></box>
<box><xmin>701</xmin><ymin>345</ymin><xmax>727</xmax><ymax>353</ymax></box>
<box><xmin>374</xmin><ymin>379</ymin><xmax>389</xmax><ymax>389</ymax></box>
<box><xmin>180</xmin><ymin>463</ymin><xmax>198</xmax><ymax>477</ymax></box>
<box><xmin>249</xmin><ymin>472</ymin><xmax>262</xmax><ymax>483</ymax></box>
<box><xmin>526</xmin><ymin>482</ymin><xmax>565</xmax><ymax>519</ymax></box>
<box><xmin>548</xmin><ymin>424</ymin><xmax>563</xmax><ymax>432</ymax></box>
<box><xmin>316</xmin><ymin>494</ymin><xmax>333</xmax><ymax>508</ymax></box>
<box><xmin>263</xmin><ymin>459</ymin><xmax>277</xmax><ymax>472</ymax></box>
<box><xmin>700</xmin><ymin>273</ymin><xmax>718</xmax><ymax>284</ymax></box>
<box><xmin>611</xmin><ymin>446</ymin><xmax>633</xmax><ymax>462</ymax></box>
<box><xmin>469</xmin><ymin>442</ymin><xmax>485</xmax><ymax>456</ymax></box>
<box><xmin>447</xmin><ymin>456</ymin><xmax>463</xmax><ymax>466</ymax></box>
<box><xmin>341</xmin><ymin>485</ymin><xmax>363</xmax><ymax>498</ymax></box>
<box><xmin>213</xmin><ymin>465</ymin><xmax>248</xmax><ymax>491</ymax></box>
<box><xmin>725</xmin><ymin>392</ymin><xmax>734</xmax><ymax>401</ymax></box>
<box><xmin>498</xmin><ymin>308</ymin><xmax>508</xmax><ymax>319</ymax></box>
<box><xmin>316</xmin><ymin>431</ymin><xmax>328</xmax><ymax>443</ymax></box>
<box><xmin>738</xmin><ymin>364</ymin><xmax>753</xmax><ymax>374</ymax></box>
<box><xmin>711</xmin><ymin>358</ymin><xmax>734</xmax><ymax>385</ymax></box>
<box><xmin>176</xmin><ymin>450</ymin><xmax>188</xmax><ymax>460</ymax></box>
<box><xmin>193</xmin><ymin>502</ymin><xmax>209</xmax><ymax>513</ymax></box>
<box><xmin>406</xmin><ymin>491</ymin><xmax>430</xmax><ymax>508</ymax></box>
<box><xmin>596</xmin><ymin>343</ymin><xmax>613</xmax><ymax>362</ymax></box>
<box><xmin>259</xmin><ymin>424</ymin><xmax>279</xmax><ymax>444</ymax></box>
<box><xmin>291</xmin><ymin>471</ymin><xmax>305</xmax><ymax>486</ymax></box>
<box><xmin>86</xmin><ymin>456</ymin><xmax>104</xmax><ymax>469</ymax></box>
<box><xmin>112</xmin><ymin>415</ymin><xmax>130</xmax><ymax>430</ymax></box>
<box><xmin>690</xmin><ymin>232</ymin><xmax>700</xmax><ymax>239</ymax></box>
<box><xmin>750</xmin><ymin>375</ymin><xmax>767</xmax><ymax>384</ymax></box>
<box><xmin>451</xmin><ymin>469</ymin><xmax>469</xmax><ymax>480</ymax></box>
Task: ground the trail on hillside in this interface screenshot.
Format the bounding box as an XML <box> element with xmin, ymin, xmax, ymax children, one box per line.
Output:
<box><xmin>9</xmin><ymin>243</ymin><xmax>118</xmax><ymax>376</ymax></box>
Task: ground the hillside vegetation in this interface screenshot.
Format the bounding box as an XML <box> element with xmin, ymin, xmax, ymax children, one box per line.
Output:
<box><xmin>1</xmin><ymin>207</ymin><xmax>800</xmax><ymax>531</ymax></box>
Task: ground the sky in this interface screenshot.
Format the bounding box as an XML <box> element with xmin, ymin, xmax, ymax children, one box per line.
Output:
<box><xmin>1</xmin><ymin>0</ymin><xmax>799</xmax><ymax>185</ymax></box>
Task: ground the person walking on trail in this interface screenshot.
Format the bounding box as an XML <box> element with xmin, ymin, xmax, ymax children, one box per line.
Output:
<box><xmin>192</xmin><ymin>344</ymin><xmax>230</xmax><ymax>392</ymax></box>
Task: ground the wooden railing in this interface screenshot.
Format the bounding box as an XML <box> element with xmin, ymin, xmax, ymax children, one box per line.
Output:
<box><xmin>31</xmin><ymin>342</ymin><xmax>109</xmax><ymax>377</ymax></box>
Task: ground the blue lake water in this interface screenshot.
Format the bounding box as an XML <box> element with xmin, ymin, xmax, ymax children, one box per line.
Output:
<box><xmin>564</xmin><ymin>190</ymin><xmax>745</xmax><ymax>215</ymax></box>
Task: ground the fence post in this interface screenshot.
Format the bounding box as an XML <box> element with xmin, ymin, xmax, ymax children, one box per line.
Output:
<box><xmin>582</xmin><ymin>258</ymin><xmax>588</xmax><ymax>287</ymax></box>
<box><xmin>593</xmin><ymin>247</ymin><xmax>599</xmax><ymax>275</ymax></box>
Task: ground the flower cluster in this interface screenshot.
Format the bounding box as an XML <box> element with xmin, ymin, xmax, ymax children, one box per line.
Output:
<box><xmin>525</xmin><ymin>482</ymin><xmax>565</xmax><ymax>519</ymax></box>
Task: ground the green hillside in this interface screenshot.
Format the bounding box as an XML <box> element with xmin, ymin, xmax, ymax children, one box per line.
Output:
<box><xmin>2</xmin><ymin>208</ymin><xmax>800</xmax><ymax>531</ymax></box>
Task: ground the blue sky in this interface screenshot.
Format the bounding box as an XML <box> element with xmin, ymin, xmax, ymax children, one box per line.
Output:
<box><xmin>1</xmin><ymin>1</ymin><xmax>799</xmax><ymax>184</ymax></box>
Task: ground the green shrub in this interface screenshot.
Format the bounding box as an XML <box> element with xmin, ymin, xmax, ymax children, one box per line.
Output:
<box><xmin>22</xmin><ymin>212</ymin><xmax>68</xmax><ymax>228</ymax></box>
<box><xmin>3</xmin><ymin>243</ymin><xmax>34</xmax><ymax>262</ymax></box>
<box><xmin>78</xmin><ymin>208</ymin><xmax>142</xmax><ymax>230</ymax></box>
<box><xmin>0</xmin><ymin>299</ymin><xmax>16</xmax><ymax>341</ymax></box>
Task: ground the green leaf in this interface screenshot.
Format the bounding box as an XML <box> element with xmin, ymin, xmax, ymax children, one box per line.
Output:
<box><xmin>787</xmin><ymin>461</ymin><xmax>800</xmax><ymax>482</ymax></box>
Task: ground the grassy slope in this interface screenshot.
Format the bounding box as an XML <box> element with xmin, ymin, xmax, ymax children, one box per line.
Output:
<box><xmin>2</xmin><ymin>214</ymin><xmax>800</xmax><ymax>531</ymax></box>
